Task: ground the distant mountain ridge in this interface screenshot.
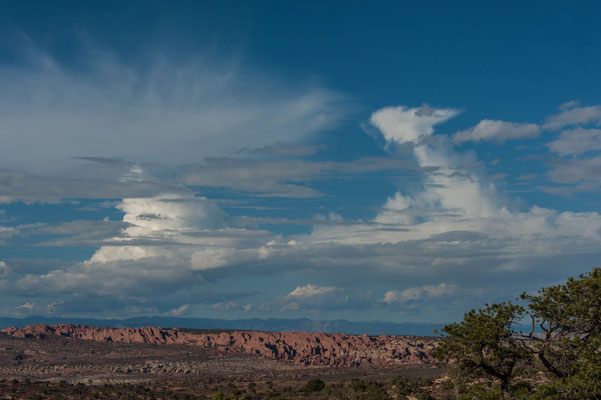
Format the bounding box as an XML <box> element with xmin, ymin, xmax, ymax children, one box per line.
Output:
<box><xmin>0</xmin><ymin>316</ymin><xmax>443</xmax><ymax>336</ymax></box>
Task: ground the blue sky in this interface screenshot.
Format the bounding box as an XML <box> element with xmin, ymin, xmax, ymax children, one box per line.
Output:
<box><xmin>1</xmin><ymin>0</ymin><xmax>601</xmax><ymax>322</ymax></box>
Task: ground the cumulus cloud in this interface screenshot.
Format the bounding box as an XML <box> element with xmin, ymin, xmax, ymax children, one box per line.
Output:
<box><xmin>453</xmin><ymin>120</ymin><xmax>540</xmax><ymax>143</ymax></box>
<box><xmin>286</xmin><ymin>284</ymin><xmax>339</xmax><ymax>299</ymax></box>
<box><xmin>304</xmin><ymin>104</ymin><xmax>601</xmax><ymax>310</ymax></box>
<box><xmin>46</xmin><ymin>301</ymin><xmax>63</xmax><ymax>314</ymax></box>
<box><xmin>7</xmin><ymin>100</ymin><xmax>601</xmax><ymax>320</ymax></box>
<box><xmin>0</xmin><ymin>261</ymin><xmax>11</xmax><ymax>278</ymax></box>
<box><xmin>269</xmin><ymin>284</ymin><xmax>376</xmax><ymax>313</ymax></box>
<box><xmin>13</xmin><ymin>193</ymin><xmax>278</xmax><ymax>297</ymax></box>
<box><xmin>369</xmin><ymin>104</ymin><xmax>459</xmax><ymax>145</ymax></box>
<box><xmin>365</xmin><ymin>104</ymin><xmax>601</xmax><ymax>236</ymax></box>
<box><xmin>0</xmin><ymin>226</ymin><xmax>18</xmax><ymax>239</ymax></box>
<box><xmin>542</xmin><ymin>104</ymin><xmax>601</xmax><ymax>191</ymax></box>
<box><xmin>547</xmin><ymin>128</ymin><xmax>601</xmax><ymax>156</ymax></box>
<box><xmin>548</xmin><ymin>156</ymin><xmax>601</xmax><ymax>185</ymax></box>
<box><xmin>382</xmin><ymin>283</ymin><xmax>456</xmax><ymax>304</ymax></box>
<box><xmin>86</xmin><ymin>194</ymin><xmax>273</xmax><ymax>270</ymax></box>
<box><xmin>118</xmin><ymin>194</ymin><xmax>227</xmax><ymax>235</ymax></box>
<box><xmin>543</xmin><ymin>102</ymin><xmax>601</xmax><ymax>130</ymax></box>
<box><xmin>167</xmin><ymin>304</ymin><xmax>189</xmax><ymax>316</ymax></box>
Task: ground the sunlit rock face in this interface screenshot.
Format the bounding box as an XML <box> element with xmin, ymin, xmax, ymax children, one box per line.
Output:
<box><xmin>3</xmin><ymin>324</ymin><xmax>437</xmax><ymax>367</ymax></box>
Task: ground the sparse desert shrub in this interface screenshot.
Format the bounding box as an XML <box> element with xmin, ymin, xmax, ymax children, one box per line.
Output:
<box><xmin>391</xmin><ymin>376</ymin><xmax>436</xmax><ymax>399</ymax></box>
<box><xmin>303</xmin><ymin>378</ymin><xmax>325</xmax><ymax>393</ymax></box>
<box><xmin>350</xmin><ymin>378</ymin><xmax>367</xmax><ymax>392</ymax></box>
<box><xmin>213</xmin><ymin>390</ymin><xmax>240</xmax><ymax>400</ymax></box>
<box><xmin>365</xmin><ymin>384</ymin><xmax>390</xmax><ymax>400</ymax></box>
<box><xmin>456</xmin><ymin>385</ymin><xmax>500</xmax><ymax>400</ymax></box>
<box><xmin>392</xmin><ymin>376</ymin><xmax>420</xmax><ymax>395</ymax></box>
<box><xmin>416</xmin><ymin>391</ymin><xmax>435</xmax><ymax>400</ymax></box>
<box><xmin>349</xmin><ymin>379</ymin><xmax>390</xmax><ymax>400</ymax></box>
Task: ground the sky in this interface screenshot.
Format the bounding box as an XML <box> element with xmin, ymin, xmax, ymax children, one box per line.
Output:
<box><xmin>1</xmin><ymin>0</ymin><xmax>601</xmax><ymax>323</ymax></box>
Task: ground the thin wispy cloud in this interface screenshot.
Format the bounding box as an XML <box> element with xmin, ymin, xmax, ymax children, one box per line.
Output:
<box><xmin>453</xmin><ymin>120</ymin><xmax>540</xmax><ymax>144</ymax></box>
<box><xmin>0</xmin><ymin>38</ymin><xmax>346</xmax><ymax>172</ymax></box>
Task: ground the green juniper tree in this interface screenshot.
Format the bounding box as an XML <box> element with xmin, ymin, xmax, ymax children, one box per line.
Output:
<box><xmin>521</xmin><ymin>268</ymin><xmax>601</xmax><ymax>399</ymax></box>
<box><xmin>435</xmin><ymin>268</ymin><xmax>601</xmax><ymax>399</ymax></box>
<box><xmin>433</xmin><ymin>302</ymin><xmax>532</xmax><ymax>399</ymax></box>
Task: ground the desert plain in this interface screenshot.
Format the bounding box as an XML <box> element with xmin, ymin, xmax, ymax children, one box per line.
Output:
<box><xmin>0</xmin><ymin>324</ymin><xmax>446</xmax><ymax>399</ymax></box>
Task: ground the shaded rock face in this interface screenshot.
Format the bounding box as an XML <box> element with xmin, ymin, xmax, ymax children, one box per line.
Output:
<box><xmin>2</xmin><ymin>324</ymin><xmax>437</xmax><ymax>367</ymax></box>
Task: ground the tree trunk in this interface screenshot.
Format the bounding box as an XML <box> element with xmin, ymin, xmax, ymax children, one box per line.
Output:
<box><xmin>501</xmin><ymin>381</ymin><xmax>511</xmax><ymax>399</ymax></box>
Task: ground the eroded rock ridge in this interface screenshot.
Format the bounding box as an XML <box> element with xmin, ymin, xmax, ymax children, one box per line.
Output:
<box><xmin>2</xmin><ymin>324</ymin><xmax>436</xmax><ymax>367</ymax></box>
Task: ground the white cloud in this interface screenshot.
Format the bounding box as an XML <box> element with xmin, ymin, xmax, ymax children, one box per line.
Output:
<box><xmin>367</xmin><ymin>105</ymin><xmax>601</xmax><ymax>240</ymax></box>
<box><xmin>14</xmin><ymin>192</ymin><xmax>279</xmax><ymax>296</ymax></box>
<box><xmin>9</xmin><ymin>101</ymin><xmax>601</xmax><ymax>319</ymax></box>
<box><xmin>543</xmin><ymin>103</ymin><xmax>601</xmax><ymax>130</ymax></box>
<box><xmin>0</xmin><ymin>168</ymin><xmax>179</xmax><ymax>204</ymax></box>
<box><xmin>46</xmin><ymin>301</ymin><xmax>63</xmax><ymax>314</ymax></box>
<box><xmin>179</xmin><ymin>157</ymin><xmax>416</xmax><ymax>198</ymax></box>
<box><xmin>167</xmin><ymin>304</ymin><xmax>189</xmax><ymax>316</ymax></box>
<box><xmin>382</xmin><ymin>283</ymin><xmax>456</xmax><ymax>304</ymax></box>
<box><xmin>369</xmin><ymin>104</ymin><xmax>459</xmax><ymax>145</ymax></box>
<box><xmin>542</xmin><ymin>104</ymin><xmax>601</xmax><ymax>190</ymax></box>
<box><xmin>16</xmin><ymin>302</ymin><xmax>36</xmax><ymax>311</ymax></box>
<box><xmin>211</xmin><ymin>301</ymin><xmax>241</xmax><ymax>311</ymax></box>
<box><xmin>0</xmin><ymin>226</ymin><xmax>18</xmax><ymax>239</ymax></box>
<box><xmin>272</xmin><ymin>284</ymin><xmax>375</xmax><ymax>313</ymax></box>
<box><xmin>0</xmin><ymin>261</ymin><xmax>11</xmax><ymax>278</ymax></box>
<box><xmin>0</xmin><ymin>44</ymin><xmax>345</xmax><ymax>172</ymax></box>
<box><xmin>0</xmin><ymin>156</ymin><xmax>418</xmax><ymax>204</ymax></box>
<box><xmin>547</xmin><ymin>128</ymin><xmax>601</xmax><ymax>156</ymax></box>
<box><xmin>548</xmin><ymin>155</ymin><xmax>601</xmax><ymax>185</ymax></box>
<box><xmin>453</xmin><ymin>119</ymin><xmax>540</xmax><ymax>144</ymax></box>
<box><xmin>245</xmin><ymin>142</ymin><xmax>326</xmax><ymax>157</ymax></box>
<box><xmin>558</xmin><ymin>100</ymin><xmax>581</xmax><ymax>111</ymax></box>
<box><xmin>305</xmin><ymin>105</ymin><xmax>601</xmax><ymax>293</ymax></box>
<box><xmin>286</xmin><ymin>284</ymin><xmax>338</xmax><ymax>299</ymax></box>
<box><xmin>118</xmin><ymin>193</ymin><xmax>227</xmax><ymax>236</ymax></box>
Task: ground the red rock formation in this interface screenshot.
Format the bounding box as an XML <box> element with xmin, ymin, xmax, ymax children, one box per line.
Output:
<box><xmin>2</xmin><ymin>324</ymin><xmax>437</xmax><ymax>367</ymax></box>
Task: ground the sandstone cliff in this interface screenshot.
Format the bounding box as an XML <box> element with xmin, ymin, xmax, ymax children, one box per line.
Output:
<box><xmin>2</xmin><ymin>324</ymin><xmax>436</xmax><ymax>367</ymax></box>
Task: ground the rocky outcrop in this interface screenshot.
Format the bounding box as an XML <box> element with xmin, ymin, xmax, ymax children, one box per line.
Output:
<box><xmin>2</xmin><ymin>324</ymin><xmax>437</xmax><ymax>367</ymax></box>
<box><xmin>2</xmin><ymin>325</ymin><xmax>177</xmax><ymax>344</ymax></box>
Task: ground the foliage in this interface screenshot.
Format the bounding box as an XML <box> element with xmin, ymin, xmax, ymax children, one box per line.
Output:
<box><xmin>350</xmin><ymin>378</ymin><xmax>368</xmax><ymax>392</ymax></box>
<box><xmin>416</xmin><ymin>391</ymin><xmax>435</xmax><ymax>400</ymax></box>
<box><xmin>390</xmin><ymin>376</ymin><xmax>434</xmax><ymax>399</ymax></box>
<box><xmin>303</xmin><ymin>378</ymin><xmax>326</xmax><ymax>393</ymax></box>
<box><xmin>457</xmin><ymin>384</ymin><xmax>503</xmax><ymax>400</ymax></box>
<box><xmin>522</xmin><ymin>267</ymin><xmax>601</xmax><ymax>395</ymax></box>
<box><xmin>433</xmin><ymin>301</ymin><xmax>532</xmax><ymax>398</ymax></box>
<box><xmin>348</xmin><ymin>379</ymin><xmax>390</xmax><ymax>399</ymax></box>
<box><xmin>435</xmin><ymin>267</ymin><xmax>601</xmax><ymax>399</ymax></box>
<box><xmin>213</xmin><ymin>390</ymin><xmax>241</xmax><ymax>400</ymax></box>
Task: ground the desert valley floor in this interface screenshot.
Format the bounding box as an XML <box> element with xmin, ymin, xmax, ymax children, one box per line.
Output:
<box><xmin>0</xmin><ymin>324</ymin><xmax>446</xmax><ymax>399</ymax></box>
